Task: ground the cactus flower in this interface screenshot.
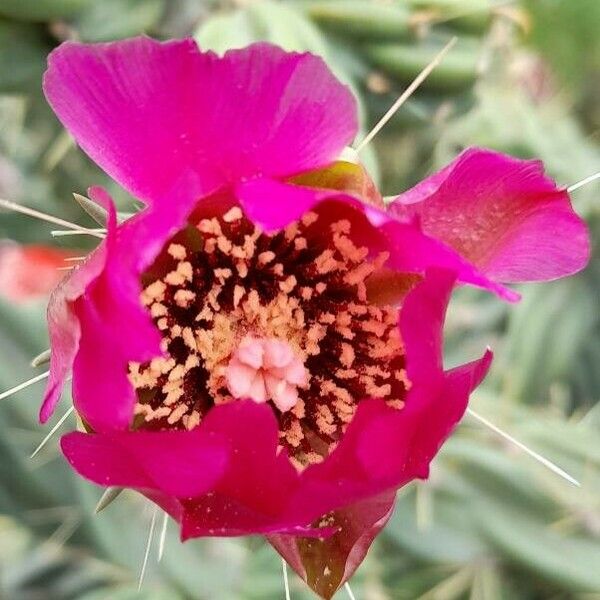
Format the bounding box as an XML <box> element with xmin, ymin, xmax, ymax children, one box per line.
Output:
<box><xmin>38</xmin><ymin>37</ymin><xmax>588</xmax><ymax>598</ymax></box>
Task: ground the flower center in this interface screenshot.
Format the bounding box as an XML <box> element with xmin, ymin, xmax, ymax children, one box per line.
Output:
<box><xmin>225</xmin><ymin>335</ymin><xmax>308</xmax><ymax>412</ymax></box>
<box><xmin>129</xmin><ymin>205</ymin><xmax>411</xmax><ymax>466</ymax></box>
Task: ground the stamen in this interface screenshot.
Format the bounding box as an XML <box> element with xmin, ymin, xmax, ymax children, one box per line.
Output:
<box><xmin>258</xmin><ymin>250</ymin><xmax>276</xmax><ymax>265</ymax></box>
<box><xmin>223</xmin><ymin>206</ymin><xmax>243</xmax><ymax>222</ymax></box>
<box><xmin>168</xmin><ymin>243</ymin><xmax>187</xmax><ymax>260</ymax></box>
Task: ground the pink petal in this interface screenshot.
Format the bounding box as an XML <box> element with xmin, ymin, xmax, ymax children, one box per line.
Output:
<box><xmin>60</xmin><ymin>427</ymin><xmax>229</xmax><ymax>498</ymax></box>
<box><xmin>388</xmin><ymin>148</ymin><xmax>590</xmax><ymax>282</ymax></box>
<box><xmin>181</xmin><ymin>401</ymin><xmax>302</xmax><ymax>538</ymax></box>
<box><xmin>237</xmin><ymin>178</ymin><xmax>519</xmax><ymax>301</ymax></box>
<box><xmin>40</xmin><ymin>193</ymin><xmax>115</xmax><ymax>423</ymax></box>
<box><xmin>143</xmin><ymin>490</ymin><xmax>185</xmax><ymax>523</ymax></box>
<box><xmin>60</xmin><ymin>272</ymin><xmax>490</xmax><ymax>539</ymax></box>
<box><xmin>286</xmin><ymin>270</ymin><xmax>492</xmax><ymax>521</ymax></box>
<box><xmin>46</xmin><ymin>182</ymin><xmax>198</xmax><ymax>431</ymax></box>
<box><xmin>269</xmin><ymin>492</ymin><xmax>396</xmax><ymax>600</ymax></box>
<box><xmin>43</xmin><ymin>38</ymin><xmax>357</xmax><ymax>206</ymax></box>
<box><xmin>68</xmin><ymin>188</ymin><xmax>177</xmax><ymax>432</ymax></box>
<box><xmin>185</xmin><ymin>271</ymin><xmax>489</xmax><ymax>537</ymax></box>
<box><xmin>355</xmin><ymin>269</ymin><xmax>492</xmax><ymax>484</ymax></box>
<box><xmin>61</xmin><ymin>403</ymin><xmax>315</xmax><ymax>537</ymax></box>
<box><xmin>182</xmin><ymin>492</ymin><xmax>332</xmax><ymax>538</ymax></box>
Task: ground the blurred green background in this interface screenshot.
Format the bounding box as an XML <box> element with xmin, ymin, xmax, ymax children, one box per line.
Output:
<box><xmin>0</xmin><ymin>0</ymin><xmax>599</xmax><ymax>598</ymax></box>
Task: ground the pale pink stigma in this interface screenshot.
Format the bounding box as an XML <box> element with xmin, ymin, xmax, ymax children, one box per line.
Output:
<box><xmin>226</xmin><ymin>335</ymin><xmax>308</xmax><ymax>412</ymax></box>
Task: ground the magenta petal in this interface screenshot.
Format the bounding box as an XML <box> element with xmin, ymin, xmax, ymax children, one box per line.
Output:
<box><xmin>389</xmin><ymin>148</ymin><xmax>590</xmax><ymax>282</ymax></box>
<box><xmin>238</xmin><ymin>178</ymin><xmax>519</xmax><ymax>300</ymax></box>
<box><xmin>43</xmin><ymin>38</ymin><xmax>357</xmax><ymax>205</ymax></box>
<box><xmin>256</xmin><ymin>270</ymin><xmax>491</xmax><ymax>537</ymax></box>
<box><xmin>39</xmin><ymin>194</ymin><xmax>116</xmax><ymax>423</ymax></box>
<box><xmin>180</xmin><ymin>401</ymin><xmax>400</xmax><ymax>538</ymax></box>
<box><xmin>60</xmin><ymin>428</ymin><xmax>228</xmax><ymax>498</ymax></box>
<box><xmin>181</xmin><ymin>494</ymin><xmax>331</xmax><ymax>539</ymax></box>
<box><xmin>294</xmin><ymin>270</ymin><xmax>491</xmax><ymax>508</ymax></box>
<box><xmin>355</xmin><ymin>269</ymin><xmax>492</xmax><ymax>482</ymax></box>
<box><xmin>355</xmin><ymin>353</ymin><xmax>492</xmax><ymax>483</ymax></box>
<box><xmin>181</xmin><ymin>400</ymin><xmax>302</xmax><ymax>538</ymax></box>
<box><xmin>42</xmin><ymin>186</ymin><xmax>166</xmax><ymax>429</ymax></box>
<box><xmin>268</xmin><ymin>491</ymin><xmax>396</xmax><ymax>600</ymax></box>
<box><xmin>60</xmin><ymin>272</ymin><xmax>490</xmax><ymax>540</ymax></box>
<box><xmin>68</xmin><ymin>187</ymin><xmax>177</xmax><ymax>432</ymax></box>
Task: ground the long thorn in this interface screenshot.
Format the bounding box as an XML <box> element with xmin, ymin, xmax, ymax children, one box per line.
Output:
<box><xmin>282</xmin><ymin>558</ymin><xmax>291</xmax><ymax>600</ymax></box>
<box><xmin>354</xmin><ymin>37</ymin><xmax>457</xmax><ymax>154</ymax></box>
<box><xmin>0</xmin><ymin>370</ymin><xmax>49</xmax><ymax>401</ymax></box>
<box><xmin>31</xmin><ymin>349</ymin><xmax>51</xmax><ymax>368</ymax></box>
<box><xmin>466</xmin><ymin>408</ymin><xmax>580</xmax><ymax>487</ymax></box>
<box><xmin>51</xmin><ymin>229</ymin><xmax>106</xmax><ymax>238</ymax></box>
<box><xmin>0</xmin><ymin>198</ymin><xmax>105</xmax><ymax>239</ymax></box>
<box><xmin>138</xmin><ymin>507</ymin><xmax>158</xmax><ymax>591</ymax></box>
<box><xmin>345</xmin><ymin>582</ymin><xmax>357</xmax><ymax>600</ymax></box>
<box><xmin>567</xmin><ymin>170</ymin><xmax>600</xmax><ymax>193</ymax></box>
<box><xmin>30</xmin><ymin>406</ymin><xmax>74</xmax><ymax>459</ymax></box>
<box><xmin>157</xmin><ymin>512</ymin><xmax>169</xmax><ymax>562</ymax></box>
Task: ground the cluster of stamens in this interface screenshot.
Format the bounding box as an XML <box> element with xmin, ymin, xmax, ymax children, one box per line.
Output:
<box><xmin>128</xmin><ymin>205</ymin><xmax>410</xmax><ymax>466</ymax></box>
